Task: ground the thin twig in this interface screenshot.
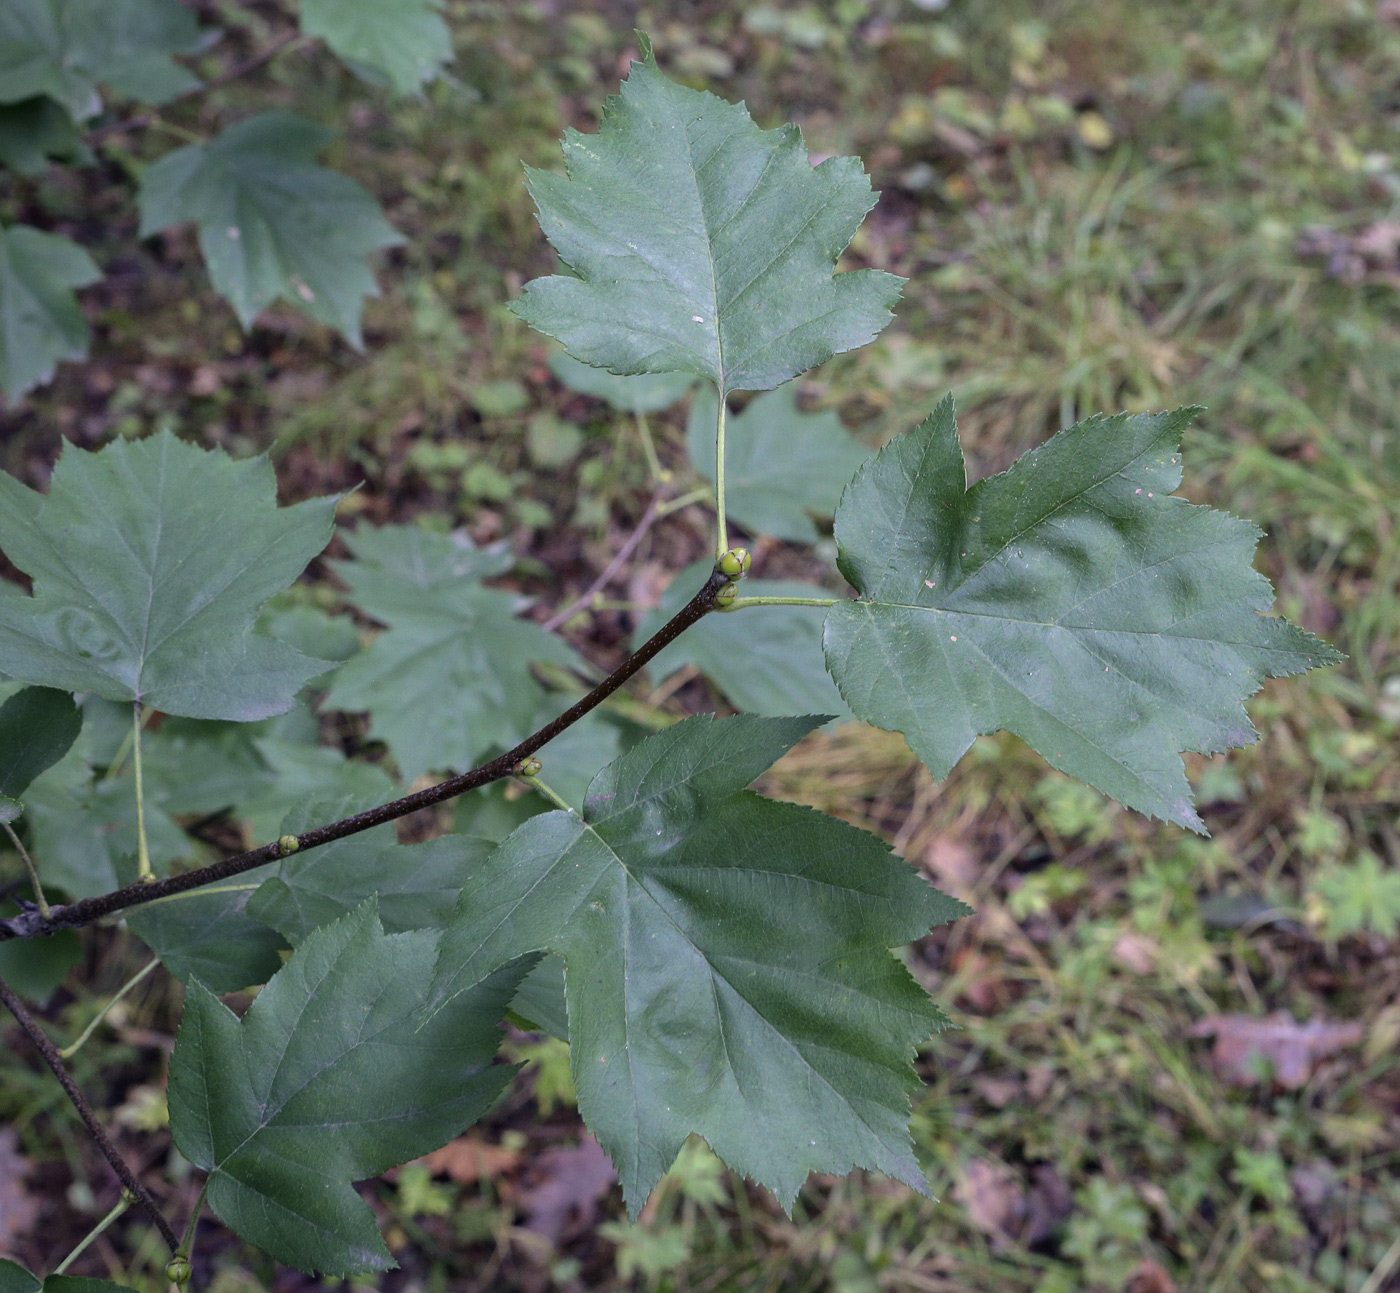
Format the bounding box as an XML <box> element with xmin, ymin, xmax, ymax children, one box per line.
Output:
<box><xmin>0</xmin><ymin>567</ymin><xmax>728</xmax><ymax>941</ymax></box>
<box><xmin>85</xmin><ymin>30</ymin><xmax>306</xmax><ymax>143</ymax></box>
<box><xmin>541</xmin><ymin>489</ymin><xmax>665</xmax><ymax>633</ymax></box>
<box><xmin>0</xmin><ymin>973</ymin><xmax>179</xmax><ymax>1253</ymax></box>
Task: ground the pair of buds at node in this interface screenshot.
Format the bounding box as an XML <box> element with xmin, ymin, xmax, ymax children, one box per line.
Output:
<box><xmin>714</xmin><ymin>547</ymin><xmax>751</xmax><ymax>611</ymax></box>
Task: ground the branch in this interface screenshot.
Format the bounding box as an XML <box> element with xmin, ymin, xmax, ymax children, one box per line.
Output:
<box><xmin>0</xmin><ymin>567</ymin><xmax>728</xmax><ymax>941</ymax></box>
<box><xmin>541</xmin><ymin>488</ymin><xmax>665</xmax><ymax>633</ymax></box>
<box><xmin>0</xmin><ymin>973</ymin><xmax>179</xmax><ymax>1254</ymax></box>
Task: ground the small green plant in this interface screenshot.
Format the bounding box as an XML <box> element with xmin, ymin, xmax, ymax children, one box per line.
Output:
<box><xmin>0</xmin><ymin>26</ymin><xmax>1342</xmax><ymax>1290</ymax></box>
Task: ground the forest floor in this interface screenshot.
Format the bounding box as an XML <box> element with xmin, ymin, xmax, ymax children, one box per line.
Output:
<box><xmin>2</xmin><ymin>2</ymin><xmax>1399</xmax><ymax>1291</ymax></box>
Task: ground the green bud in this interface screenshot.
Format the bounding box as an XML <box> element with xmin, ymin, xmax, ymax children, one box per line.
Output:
<box><xmin>164</xmin><ymin>1256</ymin><xmax>192</xmax><ymax>1286</ymax></box>
<box><xmin>714</xmin><ymin>582</ymin><xmax>740</xmax><ymax>611</ymax></box>
<box><xmin>515</xmin><ymin>756</ymin><xmax>543</xmax><ymax>777</ymax></box>
<box><xmin>120</xmin><ymin>1187</ymin><xmax>139</xmax><ymax>1206</ymax></box>
<box><xmin>277</xmin><ymin>835</ymin><xmax>300</xmax><ymax>857</ymax></box>
<box><xmin>717</xmin><ymin>547</ymin><xmax>751</xmax><ymax>578</ymax></box>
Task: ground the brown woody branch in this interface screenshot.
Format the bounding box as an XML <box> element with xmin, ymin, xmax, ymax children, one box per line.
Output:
<box><xmin>0</xmin><ymin>567</ymin><xmax>728</xmax><ymax>942</ymax></box>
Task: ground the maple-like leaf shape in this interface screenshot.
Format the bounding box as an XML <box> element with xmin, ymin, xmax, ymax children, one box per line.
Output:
<box><xmin>824</xmin><ymin>397</ymin><xmax>1343</xmax><ymax>830</ymax></box>
<box><xmin>168</xmin><ymin>902</ymin><xmax>529</xmax><ymax>1275</ymax></box>
<box><xmin>0</xmin><ymin>431</ymin><xmax>337</xmax><ymax>721</ymax></box>
<box><xmin>512</xmin><ymin>39</ymin><xmax>902</xmax><ymax>396</ymax></box>
<box><xmin>432</xmin><ymin>714</ymin><xmax>966</xmax><ymax>1214</ymax></box>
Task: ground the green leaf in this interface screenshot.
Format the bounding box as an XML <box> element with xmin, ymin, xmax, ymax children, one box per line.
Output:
<box><xmin>0</xmin><ymin>685</ymin><xmax>81</xmax><ymax>801</ymax></box>
<box><xmin>298</xmin><ymin>0</ymin><xmax>452</xmax><ymax>96</ymax></box>
<box><xmin>128</xmin><ymin>869</ymin><xmax>286</xmax><ymax>993</ymax></box>
<box><xmin>44</xmin><ymin>1281</ymin><xmax>139</xmax><ymax>1293</ymax></box>
<box><xmin>168</xmin><ymin>902</ymin><xmax>528</xmax><ymax>1276</ymax></box>
<box><xmin>136</xmin><ymin>112</ymin><xmax>404</xmax><ymax>347</ymax></box>
<box><xmin>688</xmin><ymin>384</ymin><xmax>869</xmax><ymax>543</ymax></box>
<box><xmin>1312</xmin><ymin>852</ymin><xmax>1400</xmax><ymax>940</ymax></box>
<box><xmin>0</xmin><ymin>223</ymin><xmax>100</xmax><ymax>400</ymax></box>
<box><xmin>24</xmin><ymin>748</ymin><xmax>190</xmax><ymax>898</ymax></box>
<box><xmin>246</xmin><ymin>800</ymin><xmax>494</xmax><ymax>945</ymax></box>
<box><xmin>825</xmin><ymin>398</ymin><xmax>1344</xmax><ymax>831</ymax></box>
<box><xmin>549</xmin><ymin>352</ymin><xmax>694</xmax><ymax>414</ymax></box>
<box><xmin>0</xmin><ymin>97</ymin><xmax>91</xmax><ymax>174</ymax></box>
<box><xmin>323</xmin><ymin>524</ymin><xmax>578</xmax><ymax>780</ymax></box>
<box><xmin>234</xmin><ymin>737</ymin><xmax>396</xmax><ymax>842</ymax></box>
<box><xmin>512</xmin><ymin>47</ymin><xmax>902</xmax><ymax>396</ymax></box>
<box><xmin>0</xmin><ymin>1259</ymin><xmax>39</xmax><ymax>1293</ymax></box>
<box><xmin>634</xmin><ymin>560</ymin><xmax>849</xmax><ymax>719</ymax></box>
<box><xmin>0</xmin><ymin>431</ymin><xmax>338</xmax><ymax>720</ymax></box>
<box><xmin>0</xmin><ymin>0</ymin><xmax>203</xmax><ymax>120</ymax></box>
<box><xmin>433</xmin><ymin>714</ymin><xmax>965</xmax><ymax>1214</ymax></box>
<box><xmin>0</xmin><ymin>926</ymin><xmax>81</xmax><ymax>1004</ymax></box>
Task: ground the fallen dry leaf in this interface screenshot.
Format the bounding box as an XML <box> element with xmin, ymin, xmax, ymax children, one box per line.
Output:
<box><xmin>1128</xmin><ymin>1257</ymin><xmax>1177</xmax><ymax>1293</ymax></box>
<box><xmin>923</xmin><ymin>835</ymin><xmax>978</xmax><ymax>898</ymax></box>
<box><xmin>421</xmin><ymin>1134</ymin><xmax>522</xmax><ymax>1184</ymax></box>
<box><xmin>956</xmin><ymin>1158</ymin><xmax>1026</xmax><ymax>1243</ymax></box>
<box><xmin>1189</xmin><ymin>1012</ymin><xmax>1364</xmax><ymax>1089</ymax></box>
<box><xmin>1112</xmin><ymin>931</ymin><xmax>1159</xmax><ymax>975</ymax></box>
<box><xmin>517</xmin><ymin>1135</ymin><xmax>617</xmax><ymax>1244</ymax></box>
<box><xmin>0</xmin><ymin>1128</ymin><xmax>38</xmax><ymax>1249</ymax></box>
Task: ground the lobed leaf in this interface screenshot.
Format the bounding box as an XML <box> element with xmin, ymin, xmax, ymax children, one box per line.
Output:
<box><xmin>687</xmin><ymin>384</ymin><xmax>870</xmax><ymax>543</ymax></box>
<box><xmin>512</xmin><ymin>41</ymin><xmax>902</xmax><ymax>396</ymax></box>
<box><xmin>323</xmin><ymin>524</ymin><xmax>578</xmax><ymax>780</ymax></box>
<box><xmin>825</xmin><ymin>397</ymin><xmax>1344</xmax><ymax>830</ymax></box>
<box><xmin>168</xmin><ymin>902</ymin><xmax>530</xmax><ymax>1275</ymax></box>
<box><xmin>299</xmin><ymin>0</ymin><xmax>453</xmax><ymax>96</ymax></box>
<box><xmin>0</xmin><ymin>0</ymin><xmax>203</xmax><ymax>121</ymax></box>
<box><xmin>0</xmin><ymin>223</ymin><xmax>100</xmax><ymax>400</ymax></box>
<box><xmin>0</xmin><ymin>431</ymin><xmax>338</xmax><ymax>720</ymax></box>
<box><xmin>0</xmin><ymin>98</ymin><xmax>92</xmax><ymax>175</ymax></box>
<box><xmin>137</xmin><ymin>112</ymin><xmax>403</xmax><ymax>347</ymax></box>
<box><xmin>433</xmin><ymin>713</ymin><xmax>966</xmax><ymax>1214</ymax></box>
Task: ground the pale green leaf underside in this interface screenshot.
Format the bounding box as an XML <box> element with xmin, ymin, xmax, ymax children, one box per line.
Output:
<box><xmin>0</xmin><ymin>431</ymin><xmax>337</xmax><ymax>721</ymax></box>
<box><xmin>512</xmin><ymin>51</ymin><xmax>902</xmax><ymax>395</ymax></box>
<box><xmin>433</xmin><ymin>714</ymin><xmax>965</xmax><ymax>1214</ymax></box>
<box><xmin>0</xmin><ymin>223</ymin><xmax>100</xmax><ymax>399</ymax></box>
<box><xmin>549</xmin><ymin>351</ymin><xmax>695</xmax><ymax>414</ymax></box>
<box><xmin>825</xmin><ymin>398</ymin><xmax>1344</xmax><ymax>831</ymax></box>
<box><xmin>634</xmin><ymin>560</ymin><xmax>849</xmax><ymax>719</ymax></box>
<box><xmin>688</xmin><ymin>384</ymin><xmax>870</xmax><ymax>542</ymax></box>
<box><xmin>168</xmin><ymin>903</ymin><xmax>528</xmax><ymax>1276</ymax></box>
<box><xmin>299</xmin><ymin>0</ymin><xmax>452</xmax><ymax>95</ymax></box>
<box><xmin>137</xmin><ymin>112</ymin><xmax>403</xmax><ymax>347</ymax></box>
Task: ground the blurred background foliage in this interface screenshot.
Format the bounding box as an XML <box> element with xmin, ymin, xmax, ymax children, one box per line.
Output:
<box><xmin>1</xmin><ymin>1</ymin><xmax>1398</xmax><ymax>1291</ymax></box>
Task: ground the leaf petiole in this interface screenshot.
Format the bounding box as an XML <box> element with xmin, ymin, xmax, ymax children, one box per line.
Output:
<box><xmin>53</xmin><ymin>1191</ymin><xmax>130</xmax><ymax>1274</ymax></box>
<box><xmin>131</xmin><ymin>702</ymin><xmax>153</xmax><ymax>883</ymax></box>
<box><xmin>3</xmin><ymin>820</ymin><xmax>50</xmax><ymax>918</ymax></box>
<box><xmin>725</xmin><ymin>596</ymin><xmax>838</xmax><ymax>610</ymax></box>
<box><xmin>655</xmin><ymin>485</ymin><xmax>713</xmax><ymax>518</ymax></box>
<box><xmin>520</xmin><ymin>772</ymin><xmax>574</xmax><ymax>813</ymax></box>
<box><xmin>59</xmin><ymin>958</ymin><xmax>159</xmax><ymax>1059</ymax></box>
<box><xmin>713</xmin><ymin>389</ymin><xmax>729</xmax><ymax>557</ymax></box>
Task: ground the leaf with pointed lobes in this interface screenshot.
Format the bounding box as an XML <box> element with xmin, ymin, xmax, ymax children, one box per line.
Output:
<box><xmin>168</xmin><ymin>901</ymin><xmax>532</xmax><ymax>1276</ymax></box>
<box><xmin>512</xmin><ymin>38</ymin><xmax>902</xmax><ymax>395</ymax></box>
<box><xmin>824</xmin><ymin>397</ymin><xmax>1343</xmax><ymax>831</ymax></box>
<box><xmin>0</xmin><ymin>431</ymin><xmax>337</xmax><ymax>721</ymax></box>
<box><xmin>432</xmin><ymin>713</ymin><xmax>967</xmax><ymax>1216</ymax></box>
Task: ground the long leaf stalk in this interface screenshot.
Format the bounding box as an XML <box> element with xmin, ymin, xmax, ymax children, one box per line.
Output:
<box><xmin>53</xmin><ymin>1193</ymin><xmax>130</xmax><ymax>1275</ymax></box>
<box><xmin>60</xmin><ymin>958</ymin><xmax>160</xmax><ymax>1059</ymax></box>
<box><xmin>131</xmin><ymin>702</ymin><xmax>154</xmax><ymax>883</ymax></box>
<box><xmin>0</xmin><ymin>566</ymin><xmax>730</xmax><ymax>942</ymax></box>
<box><xmin>4</xmin><ymin>820</ymin><xmax>50</xmax><ymax>917</ymax></box>
<box><xmin>0</xmin><ymin>972</ymin><xmax>179</xmax><ymax>1252</ymax></box>
<box><xmin>713</xmin><ymin>388</ymin><xmax>729</xmax><ymax>556</ymax></box>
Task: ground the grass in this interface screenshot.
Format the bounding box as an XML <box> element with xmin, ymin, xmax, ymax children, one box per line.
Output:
<box><xmin>2</xmin><ymin>1</ymin><xmax>1399</xmax><ymax>1291</ymax></box>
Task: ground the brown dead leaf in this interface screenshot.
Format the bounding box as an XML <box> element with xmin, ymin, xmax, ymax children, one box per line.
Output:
<box><xmin>956</xmin><ymin>1158</ymin><xmax>1026</xmax><ymax>1243</ymax></box>
<box><xmin>1127</xmin><ymin>1258</ymin><xmax>1177</xmax><ymax>1293</ymax></box>
<box><xmin>923</xmin><ymin>836</ymin><xmax>978</xmax><ymax>898</ymax></box>
<box><xmin>421</xmin><ymin>1134</ymin><xmax>522</xmax><ymax>1184</ymax></box>
<box><xmin>973</xmin><ymin>1076</ymin><xmax>1023</xmax><ymax>1108</ymax></box>
<box><xmin>1024</xmin><ymin>1163</ymin><xmax>1072</xmax><ymax>1246</ymax></box>
<box><xmin>517</xmin><ymin>1135</ymin><xmax>617</xmax><ymax>1244</ymax></box>
<box><xmin>1189</xmin><ymin>1012</ymin><xmax>1364</xmax><ymax>1089</ymax></box>
<box><xmin>1112</xmin><ymin>931</ymin><xmax>1159</xmax><ymax>975</ymax></box>
<box><xmin>0</xmin><ymin>1128</ymin><xmax>38</xmax><ymax>1248</ymax></box>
